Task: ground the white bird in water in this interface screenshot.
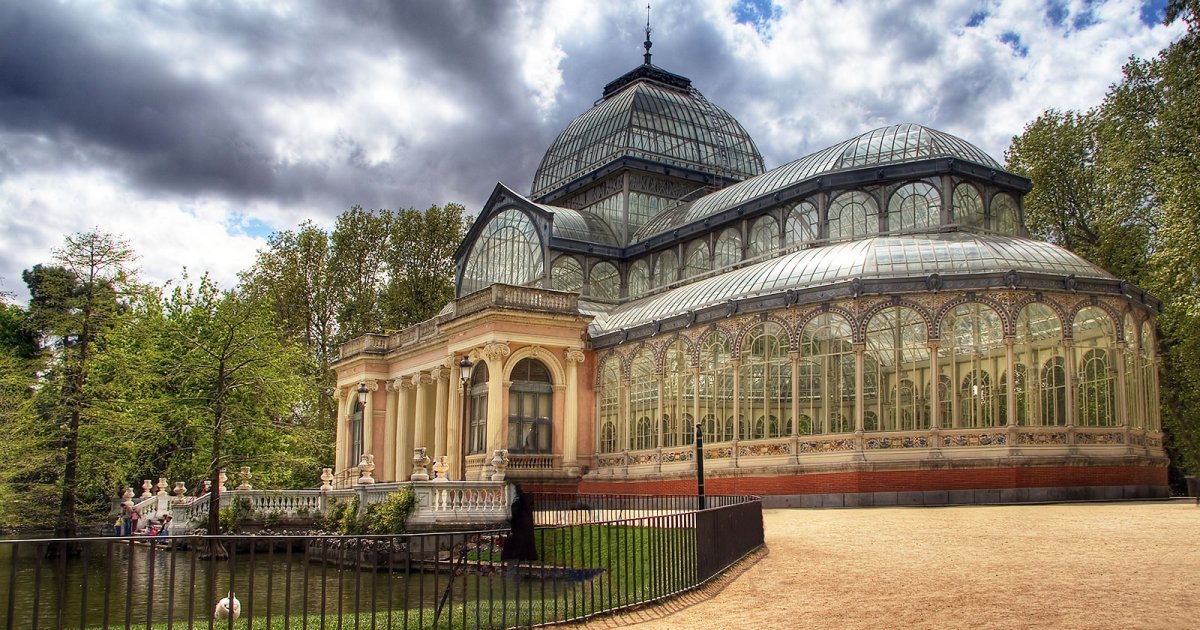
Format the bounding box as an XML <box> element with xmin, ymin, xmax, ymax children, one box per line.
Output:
<box><xmin>214</xmin><ymin>593</ymin><xmax>241</xmax><ymax>620</ymax></box>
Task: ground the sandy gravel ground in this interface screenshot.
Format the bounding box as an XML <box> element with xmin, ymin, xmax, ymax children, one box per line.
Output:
<box><xmin>575</xmin><ymin>501</ymin><xmax>1200</xmax><ymax>629</ymax></box>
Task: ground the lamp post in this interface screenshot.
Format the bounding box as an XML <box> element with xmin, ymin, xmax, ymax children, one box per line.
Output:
<box><xmin>355</xmin><ymin>383</ymin><xmax>368</xmax><ymax>479</ymax></box>
<box><xmin>458</xmin><ymin>356</ymin><xmax>473</xmax><ymax>481</ymax></box>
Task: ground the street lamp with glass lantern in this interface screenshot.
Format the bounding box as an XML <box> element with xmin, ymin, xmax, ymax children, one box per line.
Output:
<box><xmin>458</xmin><ymin>357</ymin><xmax>473</xmax><ymax>481</ymax></box>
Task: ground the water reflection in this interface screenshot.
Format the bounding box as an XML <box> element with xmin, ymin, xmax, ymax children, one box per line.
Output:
<box><xmin>0</xmin><ymin>536</ymin><xmax>490</xmax><ymax>628</ymax></box>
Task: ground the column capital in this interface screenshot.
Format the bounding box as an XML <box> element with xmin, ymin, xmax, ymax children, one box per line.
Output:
<box><xmin>400</xmin><ymin>375</ymin><xmax>416</xmax><ymax>389</ymax></box>
<box><xmin>431</xmin><ymin>366</ymin><xmax>450</xmax><ymax>382</ymax></box>
<box><xmin>361</xmin><ymin>380</ymin><xmax>379</xmax><ymax>392</ymax></box>
<box><xmin>484</xmin><ymin>341</ymin><xmax>512</xmax><ymax>364</ymax></box>
<box><xmin>565</xmin><ymin>347</ymin><xmax>586</xmax><ymax>364</ymax></box>
<box><xmin>336</xmin><ymin>385</ymin><xmax>349</xmax><ymax>400</ymax></box>
<box><xmin>387</xmin><ymin>378</ymin><xmax>402</xmax><ymax>392</ymax></box>
<box><xmin>419</xmin><ymin>372</ymin><xmax>434</xmax><ymax>387</ymax></box>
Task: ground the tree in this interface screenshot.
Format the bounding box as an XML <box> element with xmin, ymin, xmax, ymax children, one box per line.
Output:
<box><xmin>330</xmin><ymin>206</ymin><xmax>389</xmax><ymax>341</ymax></box>
<box><xmin>381</xmin><ymin>203</ymin><xmax>470</xmax><ymax>329</ymax></box>
<box><xmin>158</xmin><ymin>275</ymin><xmax>311</xmax><ymax>539</ymax></box>
<box><xmin>20</xmin><ymin>231</ymin><xmax>138</xmax><ymax>540</ymax></box>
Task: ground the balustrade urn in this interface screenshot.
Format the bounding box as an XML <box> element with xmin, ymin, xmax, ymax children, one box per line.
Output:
<box><xmin>141</xmin><ymin>480</ymin><xmax>153</xmax><ymax>498</ymax></box>
<box><xmin>431</xmin><ymin>456</ymin><xmax>449</xmax><ymax>481</ymax></box>
<box><xmin>411</xmin><ymin>447</ymin><xmax>430</xmax><ymax>481</ymax></box>
<box><xmin>121</xmin><ymin>486</ymin><xmax>134</xmax><ymax>506</ymax></box>
<box><xmin>358</xmin><ymin>454</ymin><xmax>377</xmax><ymax>484</ymax></box>
<box><xmin>217</xmin><ymin>469</ymin><xmax>228</xmax><ymax>492</ymax></box>
<box><xmin>490</xmin><ymin>449</ymin><xmax>509</xmax><ymax>481</ymax></box>
<box><xmin>156</xmin><ymin>478</ymin><xmax>168</xmax><ymax>497</ymax></box>
<box><xmin>237</xmin><ymin>466</ymin><xmax>253</xmax><ymax>491</ymax></box>
<box><xmin>320</xmin><ymin>467</ymin><xmax>335</xmax><ymax>491</ymax></box>
<box><xmin>173</xmin><ymin>481</ymin><xmax>187</xmax><ymax>497</ymax></box>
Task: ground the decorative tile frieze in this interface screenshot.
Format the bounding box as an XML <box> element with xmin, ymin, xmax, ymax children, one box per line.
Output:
<box><xmin>1018</xmin><ymin>432</ymin><xmax>1068</xmax><ymax>445</ymax></box>
<box><xmin>1075</xmin><ymin>431</ymin><xmax>1126</xmax><ymax>445</ymax></box>
<box><xmin>941</xmin><ymin>433</ymin><xmax>1006</xmax><ymax>447</ymax></box>
<box><xmin>797</xmin><ymin>439</ymin><xmax>856</xmax><ymax>453</ymax></box>
<box><xmin>865</xmin><ymin>435</ymin><xmax>930</xmax><ymax>449</ymax></box>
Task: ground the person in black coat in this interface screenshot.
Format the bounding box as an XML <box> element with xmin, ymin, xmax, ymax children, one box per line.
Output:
<box><xmin>501</xmin><ymin>486</ymin><xmax>537</xmax><ymax>577</ymax></box>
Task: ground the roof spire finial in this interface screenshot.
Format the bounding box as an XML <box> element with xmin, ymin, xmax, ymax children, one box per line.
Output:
<box><xmin>643</xmin><ymin>3</ymin><xmax>653</xmax><ymax>65</ymax></box>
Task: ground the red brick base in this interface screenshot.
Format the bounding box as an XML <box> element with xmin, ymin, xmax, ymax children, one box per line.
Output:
<box><xmin>575</xmin><ymin>464</ymin><xmax>1168</xmax><ymax>497</ymax></box>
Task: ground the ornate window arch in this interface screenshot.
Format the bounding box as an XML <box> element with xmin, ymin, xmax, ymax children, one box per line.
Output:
<box><xmin>551</xmin><ymin>255</ymin><xmax>583</xmax><ymax>292</ymax></box>
<box><xmin>469</xmin><ymin>363</ymin><xmax>490</xmax><ymax>454</ymax></box>
<box><xmin>953</xmin><ymin>183</ymin><xmax>985</xmax><ymax>228</ymax></box>
<box><xmin>1073</xmin><ymin>307</ymin><xmax>1116</xmax><ymax>427</ymax></box>
<box><xmin>507</xmin><ymin>358</ymin><xmax>553</xmax><ymax>454</ymax></box>
<box><xmin>663</xmin><ymin>340</ymin><xmax>694</xmax><ymax>447</ymax></box>
<box><xmin>798</xmin><ymin>313</ymin><xmax>856</xmax><ymax>434</ymax></box>
<box><xmin>698</xmin><ymin>331</ymin><xmax>734</xmax><ymax>442</ymax></box>
<box><xmin>654</xmin><ymin>250</ymin><xmax>678</xmax><ymax>288</ymax></box>
<box><xmin>748</xmin><ymin>215</ymin><xmax>780</xmax><ymax>259</ymax></box>
<box><xmin>590</xmin><ymin>261</ymin><xmax>620</xmax><ymax>300</ymax></box>
<box><xmin>740</xmin><ymin>322</ymin><xmax>791</xmax><ymax>439</ymax></box>
<box><xmin>629</xmin><ymin>350</ymin><xmax>658</xmax><ymax>450</ymax></box>
<box><xmin>714</xmin><ymin>228</ymin><xmax>742</xmax><ymax>269</ymax></box>
<box><xmin>628</xmin><ymin>258</ymin><xmax>650</xmax><ymax>298</ymax></box>
<box><xmin>462</xmin><ymin>208</ymin><xmax>543</xmax><ymax>295</ymax></box>
<box><xmin>597</xmin><ymin>356</ymin><xmax>622</xmax><ymax>453</ymax></box>
<box><xmin>939</xmin><ymin>303</ymin><xmax>1004</xmax><ymax>428</ymax></box>
<box><xmin>991</xmin><ymin>193</ymin><xmax>1019</xmax><ymax>234</ymax></box>
<box><xmin>684</xmin><ymin>239</ymin><xmax>711</xmax><ymax>279</ymax></box>
<box><xmin>887</xmin><ymin>182</ymin><xmax>940</xmax><ymax>232</ymax></box>
<box><xmin>785</xmin><ymin>200</ymin><xmax>819</xmax><ymax>245</ymax></box>
<box><xmin>866</xmin><ymin>306</ymin><xmax>929</xmax><ymax>431</ymax></box>
<box><xmin>1014</xmin><ymin>303</ymin><xmax>1064</xmax><ymax>427</ymax></box>
<box><xmin>828</xmin><ymin>191</ymin><xmax>878</xmax><ymax>240</ymax></box>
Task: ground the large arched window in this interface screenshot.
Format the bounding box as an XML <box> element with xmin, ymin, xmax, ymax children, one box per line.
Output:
<box><xmin>551</xmin><ymin>256</ymin><xmax>583</xmax><ymax>292</ymax></box>
<box><xmin>785</xmin><ymin>200</ymin><xmax>819</xmax><ymax>245</ymax></box>
<box><xmin>590</xmin><ymin>261</ymin><xmax>620</xmax><ymax>300</ymax></box>
<box><xmin>1140</xmin><ymin>323</ymin><xmax>1159</xmax><ymax>431</ymax></box>
<box><xmin>1014</xmin><ymin>303</ymin><xmax>1064</xmax><ymax>427</ymax></box>
<box><xmin>1073</xmin><ymin>307</ymin><xmax>1116</xmax><ymax>427</ymax></box>
<box><xmin>940</xmin><ymin>303</ymin><xmax>1004</xmax><ymax>428</ymax></box>
<box><xmin>461</xmin><ymin>208</ymin><xmax>543</xmax><ymax>295</ymax></box>
<box><xmin>698</xmin><ymin>332</ymin><xmax>734</xmax><ymax>442</ymax></box>
<box><xmin>597</xmin><ymin>357</ymin><xmax>621</xmax><ymax>453</ymax></box>
<box><xmin>714</xmin><ymin>228</ymin><xmax>742</xmax><ymax>269</ymax></box>
<box><xmin>953</xmin><ymin>184</ymin><xmax>984</xmax><ymax>228</ymax></box>
<box><xmin>628</xmin><ymin>259</ymin><xmax>650</xmax><ymax>298</ymax></box>
<box><xmin>350</xmin><ymin>399</ymin><xmax>364</xmax><ymax>467</ymax></box>
<box><xmin>740</xmin><ymin>322</ymin><xmax>792</xmax><ymax>439</ymax></box>
<box><xmin>866</xmin><ymin>307</ymin><xmax>928</xmax><ymax>431</ymax></box>
<box><xmin>798</xmin><ymin>313</ymin><xmax>856</xmax><ymax>434</ymax></box>
<box><xmin>469</xmin><ymin>363</ymin><xmax>489</xmax><ymax>454</ymax></box>
<box><xmin>508</xmin><ymin>358</ymin><xmax>552</xmax><ymax>454</ymax></box>
<box><xmin>991</xmin><ymin>193</ymin><xmax>1019</xmax><ymax>234</ymax></box>
<box><xmin>663</xmin><ymin>340</ymin><xmax>694</xmax><ymax>447</ymax></box>
<box><xmin>999</xmin><ymin>364</ymin><xmax>1028</xmax><ymax>426</ymax></box>
<box><xmin>1124</xmin><ymin>314</ymin><xmax>1140</xmax><ymax>429</ymax></box>
<box><xmin>684</xmin><ymin>239</ymin><xmax>711</xmax><ymax>279</ymax></box>
<box><xmin>887</xmin><ymin>182</ymin><xmax>939</xmax><ymax>232</ymax></box>
<box><xmin>653</xmin><ymin>250</ymin><xmax>678</xmax><ymax>288</ymax></box>
<box><xmin>747</xmin><ymin>216</ymin><xmax>780</xmax><ymax>259</ymax></box>
<box><xmin>629</xmin><ymin>350</ymin><xmax>658</xmax><ymax>450</ymax></box>
<box><xmin>828</xmin><ymin>191</ymin><xmax>878</xmax><ymax>240</ymax></box>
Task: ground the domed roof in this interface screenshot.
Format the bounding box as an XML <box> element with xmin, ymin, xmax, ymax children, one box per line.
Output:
<box><xmin>636</xmin><ymin>124</ymin><xmax>1003</xmax><ymax>240</ymax></box>
<box><xmin>530</xmin><ymin>64</ymin><xmax>765</xmax><ymax>200</ymax></box>
<box><xmin>591</xmin><ymin>231</ymin><xmax>1112</xmax><ymax>333</ymax></box>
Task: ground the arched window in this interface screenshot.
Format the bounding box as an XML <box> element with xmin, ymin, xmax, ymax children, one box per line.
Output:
<box><xmin>633</xmin><ymin>417</ymin><xmax>655</xmax><ymax>451</ymax></box>
<box><xmin>740</xmin><ymin>322</ymin><xmax>791</xmax><ymax>439</ymax></box>
<box><xmin>991</xmin><ymin>193</ymin><xmax>1019</xmax><ymax>234</ymax></box>
<box><xmin>508</xmin><ymin>359</ymin><xmax>552</xmax><ymax>454</ymax></box>
<box><xmin>887</xmin><ymin>182</ymin><xmax>939</xmax><ymax>231</ymax></box>
<box><xmin>1140</xmin><ymin>323</ymin><xmax>1158</xmax><ymax>431</ymax></box>
<box><xmin>714</xmin><ymin>228</ymin><xmax>742</xmax><ymax>269</ymax></box>
<box><xmin>664</xmin><ymin>340</ymin><xmax>694</xmax><ymax>447</ymax></box>
<box><xmin>785</xmin><ymin>200</ymin><xmax>819</xmax><ymax>245</ymax></box>
<box><xmin>924</xmin><ymin>374</ymin><xmax>953</xmax><ymax>428</ymax></box>
<box><xmin>462</xmin><ymin>208</ymin><xmax>543</xmax><ymax>295</ymax></box>
<box><xmin>698</xmin><ymin>332</ymin><xmax>734</xmax><ymax>442</ymax></box>
<box><xmin>654</xmin><ymin>250</ymin><xmax>678</xmax><ymax>288</ymax></box>
<box><xmin>1124</xmin><ymin>314</ymin><xmax>1140</xmax><ymax>429</ymax></box>
<box><xmin>628</xmin><ymin>259</ymin><xmax>650</xmax><ymax>298</ymax></box>
<box><xmin>1073</xmin><ymin>307</ymin><xmax>1116</xmax><ymax>427</ymax></box>
<box><xmin>551</xmin><ymin>256</ymin><xmax>583</xmax><ymax>292</ymax></box>
<box><xmin>1014</xmin><ymin>303</ymin><xmax>1064</xmax><ymax>427</ymax></box>
<box><xmin>469</xmin><ymin>363</ymin><xmax>489</xmax><ymax>454</ymax></box>
<box><xmin>953</xmin><ymin>184</ymin><xmax>984</xmax><ymax>228</ymax></box>
<box><xmin>684</xmin><ymin>239</ymin><xmax>711</xmax><ymax>279</ymax></box>
<box><xmin>999</xmin><ymin>364</ymin><xmax>1028</xmax><ymax>426</ymax></box>
<box><xmin>866</xmin><ymin>307</ymin><xmax>928</xmax><ymax>431</ymax></box>
<box><xmin>940</xmin><ymin>303</ymin><xmax>1004</xmax><ymax>428</ymax></box>
<box><xmin>747</xmin><ymin>216</ymin><xmax>780</xmax><ymax>259</ymax></box>
<box><xmin>828</xmin><ymin>191</ymin><xmax>878</xmax><ymax>240</ymax></box>
<box><xmin>799</xmin><ymin>313</ymin><xmax>855</xmax><ymax>434</ymax></box>
<box><xmin>629</xmin><ymin>350</ymin><xmax>658</xmax><ymax>450</ymax></box>
<box><xmin>590</xmin><ymin>261</ymin><xmax>620</xmax><ymax>300</ymax></box>
<box><xmin>597</xmin><ymin>357</ymin><xmax>621</xmax><ymax>453</ymax></box>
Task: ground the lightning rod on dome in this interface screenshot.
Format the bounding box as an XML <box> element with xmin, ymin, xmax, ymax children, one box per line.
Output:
<box><xmin>643</xmin><ymin>3</ymin><xmax>653</xmax><ymax>65</ymax></box>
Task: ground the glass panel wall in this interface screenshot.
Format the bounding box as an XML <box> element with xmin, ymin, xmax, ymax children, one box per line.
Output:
<box><xmin>597</xmin><ymin>357</ymin><xmax>621</xmax><ymax>453</ymax></box>
<box><xmin>828</xmin><ymin>191</ymin><xmax>878</xmax><ymax>240</ymax></box>
<box><xmin>866</xmin><ymin>307</ymin><xmax>929</xmax><ymax>431</ymax></box>
<box><xmin>1073</xmin><ymin>307</ymin><xmax>1117</xmax><ymax>426</ymax></box>
<box><xmin>462</xmin><ymin>208</ymin><xmax>544</xmax><ymax>295</ymax></box>
<box><xmin>551</xmin><ymin>255</ymin><xmax>583</xmax><ymax>292</ymax></box>
<box><xmin>939</xmin><ymin>303</ymin><xmax>1005</xmax><ymax>428</ymax></box>
<box><xmin>1014</xmin><ymin>303</ymin><xmax>1066</xmax><ymax>426</ymax></box>
<box><xmin>654</xmin><ymin>250</ymin><xmax>678</xmax><ymax>288</ymax></box>
<box><xmin>629</xmin><ymin>350</ymin><xmax>658</xmax><ymax>450</ymax></box>
<box><xmin>798</xmin><ymin>313</ymin><xmax>856</xmax><ymax>434</ymax></box>
<box><xmin>698</xmin><ymin>332</ymin><xmax>735</xmax><ymax>442</ymax></box>
<box><xmin>991</xmin><ymin>193</ymin><xmax>1019</xmax><ymax>234</ymax></box>
<box><xmin>785</xmin><ymin>200</ymin><xmax>819</xmax><ymax>245</ymax></box>
<box><xmin>740</xmin><ymin>322</ymin><xmax>792</xmax><ymax>439</ymax></box>
<box><xmin>684</xmin><ymin>239</ymin><xmax>711</xmax><ymax>279</ymax></box>
<box><xmin>663</xmin><ymin>340</ymin><xmax>694</xmax><ymax>447</ymax></box>
<box><xmin>590</xmin><ymin>261</ymin><xmax>620</xmax><ymax>300</ymax></box>
<box><xmin>748</xmin><ymin>216</ymin><xmax>780</xmax><ymax>259</ymax></box>
<box><xmin>887</xmin><ymin>182</ymin><xmax>939</xmax><ymax>231</ymax></box>
<box><xmin>1140</xmin><ymin>323</ymin><xmax>1159</xmax><ymax>431</ymax></box>
<box><xmin>953</xmin><ymin>183</ymin><xmax>985</xmax><ymax>228</ymax></box>
<box><xmin>628</xmin><ymin>259</ymin><xmax>650</xmax><ymax>298</ymax></box>
<box><xmin>714</xmin><ymin>228</ymin><xmax>742</xmax><ymax>269</ymax></box>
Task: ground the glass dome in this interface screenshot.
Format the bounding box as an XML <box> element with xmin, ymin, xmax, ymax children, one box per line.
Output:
<box><xmin>531</xmin><ymin>66</ymin><xmax>765</xmax><ymax>200</ymax></box>
<box><xmin>636</xmin><ymin>124</ymin><xmax>1002</xmax><ymax>240</ymax></box>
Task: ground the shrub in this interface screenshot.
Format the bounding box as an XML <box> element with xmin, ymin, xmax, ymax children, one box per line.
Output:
<box><xmin>366</xmin><ymin>487</ymin><xmax>418</xmax><ymax>534</ymax></box>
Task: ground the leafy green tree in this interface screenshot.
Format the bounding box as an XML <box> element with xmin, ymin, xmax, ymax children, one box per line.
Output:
<box><xmin>330</xmin><ymin>206</ymin><xmax>389</xmax><ymax>341</ymax></box>
<box><xmin>19</xmin><ymin>231</ymin><xmax>139</xmax><ymax>539</ymax></box>
<box><xmin>381</xmin><ymin>203</ymin><xmax>470</xmax><ymax>329</ymax></box>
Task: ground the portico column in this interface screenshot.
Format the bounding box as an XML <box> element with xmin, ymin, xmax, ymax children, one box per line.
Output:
<box><xmin>655</xmin><ymin>370</ymin><xmax>666</xmax><ymax>449</ymax></box>
<box><xmin>484</xmin><ymin>343</ymin><xmax>511</xmax><ymax>469</ymax></box>
<box><xmin>396</xmin><ymin>376</ymin><xmax>413</xmax><ymax>479</ymax></box>
<box><xmin>446</xmin><ymin>356</ymin><xmax>463</xmax><ymax>480</ymax></box>
<box><xmin>334</xmin><ymin>386</ymin><xmax>349</xmax><ymax>473</ymax></box>
<box><xmin>1004</xmin><ymin>338</ymin><xmax>1017</xmax><ymax>426</ymax></box>
<box><xmin>1063</xmin><ymin>340</ymin><xmax>1076</xmax><ymax>428</ymax></box>
<box><xmin>362</xmin><ymin>380</ymin><xmax>378</xmax><ymax>458</ymax></box>
<box><xmin>853</xmin><ymin>343</ymin><xmax>866</xmax><ymax>432</ymax></box>
<box><xmin>433</xmin><ymin>367</ymin><xmax>449</xmax><ymax>464</ymax></box>
<box><xmin>690</xmin><ymin>365</ymin><xmax>702</xmax><ymax>437</ymax></box>
<box><xmin>413</xmin><ymin>372</ymin><xmax>430</xmax><ymax>457</ymax></box>
<box><xmin>928</xmin><ymin>341</ymin><xmax>941</xmax><ymax>429</ymax></box>
<box><xmin>789</xmin><ymin>351</ymin><xmax>800</xmax><ymax>435</ymax></box>
<box><xmin>384</xmin><ymin>380</ymin><xmax>398</xmax><ymax>480</ymax></box>
<box><xmin>564</xmin><ymin>348</ymin><xmax>585</xmax><ymax>473</ymax></box>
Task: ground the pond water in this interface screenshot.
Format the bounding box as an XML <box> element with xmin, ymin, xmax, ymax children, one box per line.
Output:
<box><xmin>0</xmin><ymin>536</ymin><xmax>515</xmax><ymax>628</ymax></box>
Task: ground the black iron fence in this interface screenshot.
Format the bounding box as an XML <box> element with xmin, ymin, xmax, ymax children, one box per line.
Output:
<box><xmin>0</xmin><ymin>494</ymin><xmax>762</xmax><ymax>628</ymax></box>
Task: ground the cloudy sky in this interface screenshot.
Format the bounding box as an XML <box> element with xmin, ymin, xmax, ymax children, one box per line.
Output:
<box><xmin>0</xmin><ymin>0</ymin><xmax>1185</xmax><ymax>300</ymax></box>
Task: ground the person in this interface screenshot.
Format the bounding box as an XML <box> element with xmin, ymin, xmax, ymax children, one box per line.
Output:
<box><xmin>113</xmin><ymin>513</ymin><xmax>124</xmax><ymax>536</ymax></box>
<box><xmin>501</xmin><ymin>486</ymin><xmax>537</xmax><ymax>579</ymax></box>
<box><xmin>158</xmin><ymin>514</ymin><xmax>172</xmax><ymax>538</ymax></box>
<box><xmin>129</xmin><ymin>507</ymin><xmax>140</xmax><ymax>535</ymax></box>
